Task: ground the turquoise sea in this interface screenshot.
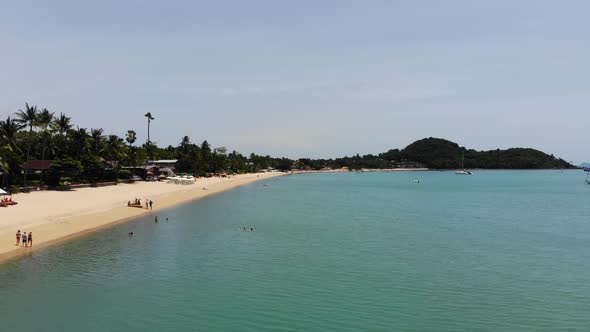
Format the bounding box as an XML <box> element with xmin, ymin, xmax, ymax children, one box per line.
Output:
<box><xmin>1</xmin><ymin>170</ymin><xmax>589</xmax><ymax>331</ymax></box>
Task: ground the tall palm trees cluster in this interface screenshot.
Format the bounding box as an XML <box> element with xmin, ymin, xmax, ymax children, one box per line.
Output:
<box><xmin>0</xmin><ymin>103</ymin><xmax>152</xmax><ymax>188</ymax></box>
<box><xmin>0</xmin><ymin>103</ymin><xmax>296</xmax><ymax>190</ymax></box>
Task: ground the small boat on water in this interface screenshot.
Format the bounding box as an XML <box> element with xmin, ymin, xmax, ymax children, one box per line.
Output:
<box><xmin>455</xmin><ymin>152</ymin><xmax>473</xmax><ymax>175</ymax></box>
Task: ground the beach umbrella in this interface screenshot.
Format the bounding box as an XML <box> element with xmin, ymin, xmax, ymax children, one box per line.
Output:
<box><xmin>0</xmin><ymin>188</ymin><xmax>8</xmax><ymax>195</ymax></box>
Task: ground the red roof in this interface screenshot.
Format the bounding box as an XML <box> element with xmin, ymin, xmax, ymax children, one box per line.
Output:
<box><xmin>22</xmin><ymin>160</ymin><xmax>54</xmax><ymax>170</ymax></box>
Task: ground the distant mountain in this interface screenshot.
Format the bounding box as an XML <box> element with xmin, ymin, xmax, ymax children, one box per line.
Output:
<box><xmin>400</xmin><ymin>137</ymin><xmax>574</xmax><ymax>169</ymax></box>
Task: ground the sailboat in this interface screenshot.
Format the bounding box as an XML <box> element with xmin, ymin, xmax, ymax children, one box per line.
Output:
<box><xmin>455</xmin><ymin>152</ymin><xmax>473</xmax><ymax>175</ymax></box>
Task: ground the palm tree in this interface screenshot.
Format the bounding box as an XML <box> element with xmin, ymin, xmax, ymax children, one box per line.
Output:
<box><xmin>15</xmin><ymin>103</ymin><xmax>38</xmax><ymax>133</ymax></box>
<box><xmin>14</xmin><ymin>103</ymin><xmax>39</xmax><ymax>188</ymax></box>
<box><xmin>69</xmin><ymin>127</ymin><xmax>89</xmax><ymax>159</ymax></box>
<box><xmin>144</xmin><ymin>113</ymin><xmax>155</xmax><ymax>179</ymax></box>
<box><xmin>126</xmin><ymin>130</ymin><xmax>137</xmax><ymax>147</ymax></box>
<box><xmin>37</xmin><ymin>109</ymin><xmax>55</xmax><ymax>183</ymax></box>
<box><xmin>0</xmin><ymin>116</ymin><xmax>24</xmax><ymax>150</ymax></box>
<box><xmin>90</xmin><ymin>128</ymin><xmax>105</xmax><ymax>156</ymax></box>
<box><xmin>37</xmin><ymin>108</ymin><xmax>54</xmax><ymax>131</ymax></box>
<box><xmin>51</xmin><ymin>112</ymin><xmax>72</xmax><ymax>136</ymax></box>
<box><xmin>144</xmin><ymin>112</ymin><xmax>154</xmax><ymax>145</ymax></box>
<box><xmin>51</xmin><ymin>113</ymin><xmax>72</xmax><ymax>158</ymax></box>
<box><xmin>105</xmin><ymin>135</ymin><xmax>127</xmax><ymax>179</ymax></box>
<box><xmin>105</xmin><ymin>135</ymin><xmax>126</xmax><ymax>162</ymax></box>
<box><xmin>0</xmin><ymin>145</ymin><xmax>11</xmax><ymax>188</ymax></box>
<box><xmin>0</xmin><ymin>117</ymin><xmax>24</xmax><ymax>188</ymax></box>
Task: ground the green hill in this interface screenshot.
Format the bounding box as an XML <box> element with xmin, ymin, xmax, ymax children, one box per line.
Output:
<box><xmin>401</xmin><ymin>138</ymin><xmax>573</xmax><ymax>169</ymax></box>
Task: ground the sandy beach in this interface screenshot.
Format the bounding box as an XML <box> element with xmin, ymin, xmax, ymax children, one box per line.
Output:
<box><xmin>0</xmin><ymin>172</ymin><xmax>284</xmax><ymax>263</ymax></box>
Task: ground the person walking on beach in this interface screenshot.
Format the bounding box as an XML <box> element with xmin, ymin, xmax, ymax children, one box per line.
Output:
<box><xmin>21</xmin><ymin>232</ymin><xmax>27</xmax><ymax>247</ymax></box>
<box><xmin>27</xmin><ymin>232</ymin><xmax>32</xmax><ymax>247</ymax></box>
<box><xmin>15</xmin><ymin>230</ymin><xmax>21</xmax><ymax>246</ymax></box>
<box><xmin>149</xmin><ymin>200</ymin><xmax>153</xmax><ymax>210</ymax></box>
<box><xmin>145</xmin><ymin>199</ymin><xmax>149</xmax><ymax>209</ymax></box>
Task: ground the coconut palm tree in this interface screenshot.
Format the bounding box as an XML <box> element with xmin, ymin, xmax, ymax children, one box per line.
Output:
<box><xmin>51</xmin><ymin>113</ymin><xmax>72</xmax><ymax>158</ymax></box>
<box><xmin>15</xmin><ymin>103</ymin><xmax>38</xmax><ymax>133</ymax></box>
<box><xmin>90</xmin><ymin>128</ymin><xmax>105</xmax><ymax>156</ymax></box>
<box><xmin>105</xmin><ymin>135</ymin><xmax>126</xmax><ymax>162</ymax></box>
<box><xmin>14</xmin><ymin>103</ymin><xmax>39</xmax><ymax>187</ymax></box>
<box><xmin>0</xmin><ymin>116</ymin><xmax>24</xmax><ymax>150</ymax></box>
<box><xmin>37</xmin><ymin>108</ymin><xmax>54</xmax><ymax>131</ymax></box>
<box><xmin>144</xmin><ymin>112</ymin><xmax>154</xmax><ymax>145</ymax></box>
<box><xmin>68</xmin><ymin>127</ymin><xmax>89</xmax><ymax>159</ymax></box>
<box><xmin>144</xmin><ymin>112</ymin><xmax>155</xmax><ymax>179</ymax></box>
<box><xmin>0</xmin><ymin>117</ymin><xmax>23</xmax><ymax>187</ymax></box>
<box><xmin>51</xmin><ymin>112</ymin><xmax>72</xmax><ymax>136</ymax></box>
<box><xmin>0</xmin><ymin>145</ymin><xmax>11</xmax><ymax>188</ymax></box>
<box><xmin>105</xmin><ymin>135</ymin><xmax>127</xmax><ymax>179</ymax></box>
<box><xmin>37</xmin><ymin>108</ymin><xmax>55</xmax><ymax>183</ymax></box>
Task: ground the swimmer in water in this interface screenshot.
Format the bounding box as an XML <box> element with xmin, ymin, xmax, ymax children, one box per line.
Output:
<box><xmin>155</xmin><ymin>216</ymin><xmax>158</xmax><ymax>223</ymax></box>
<box><xmin>250</xmin><ymin>227</ymin><xmax>254</xmax><ymax>231</ymax></box>
<box><xmin>128</xmin><ymin>232</ymin><xmax>134</xmax><ymax>237</ymax></box>
<box><xmin>166</xmin><ymin>217</ymin><xmax>169</xmax><ymax>222</ymax></box>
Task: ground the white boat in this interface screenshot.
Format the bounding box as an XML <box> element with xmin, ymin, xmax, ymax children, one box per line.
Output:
<box><xmin>455</xmin><ymin>152</ymin><xmax>473</xmax><ymax>175</ymax></box>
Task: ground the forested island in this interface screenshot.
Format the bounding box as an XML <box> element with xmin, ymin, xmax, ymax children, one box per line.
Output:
<box><xmin>0</xmin><ymin>105</ymin><xmax>574</xmax><ymax>191</ymax></box>
<box><xmin>291</xmin><ymin>137</ymin><xmax>573</xmax><ymax>170</ymax></box>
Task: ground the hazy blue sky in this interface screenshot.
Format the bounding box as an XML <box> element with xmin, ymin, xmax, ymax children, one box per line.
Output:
<box><xmin>1</xmin><ymin>1</ymin><xmax>588</xmax><ymax>162</ymax></box>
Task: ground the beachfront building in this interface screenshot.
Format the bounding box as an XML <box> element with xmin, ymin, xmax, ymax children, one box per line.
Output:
<box><xmin>22</xmin><ymin>160</ymin><xmax>55</xmax><ymax>174</ymax></box>
<box><xmin>149</xmin><ymin>160</ymin><xmax>178</xmax><ymax>169</ymax></box>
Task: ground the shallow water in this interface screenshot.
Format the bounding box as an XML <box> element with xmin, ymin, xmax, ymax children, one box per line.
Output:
<box><xmin>1</xmin><ymin>170</ymin><xmax>589</xmax><ymax>331</ymax></box>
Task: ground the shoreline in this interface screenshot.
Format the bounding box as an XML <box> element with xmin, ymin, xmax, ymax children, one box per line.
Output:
<box><xmin>0</xmin><ymin>172</ymin><xmax>284</xmax><ymax>264</ymax></box>
<box><xmin>1</xmin><ymin>168</ymin><xmax>578</xmax><ymax>264</ymax></box>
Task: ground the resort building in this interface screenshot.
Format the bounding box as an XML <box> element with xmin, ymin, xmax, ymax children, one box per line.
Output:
<box><xmin>148</xmin><ymin>160</ymin><xmax>178</xmax><ymax>169</ymax></box>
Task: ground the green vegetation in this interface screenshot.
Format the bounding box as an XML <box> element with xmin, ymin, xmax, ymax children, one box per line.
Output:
<box><xmin>400</xmin><ymin>138</ymin><xmax>573</xmax><ymax>169</ymax></box>
<box><xmin>0</xmin><ymin>102</ymin><xmax>574</xmax><ymax>191</ymax></box>
<box><xmin>0</xmin><ymin>103</ymin><xmax>295</xmax><ymax>189</ymax></box>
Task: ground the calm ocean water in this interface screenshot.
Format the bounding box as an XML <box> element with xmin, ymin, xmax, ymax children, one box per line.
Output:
<box><xmin>1</xmin><ymin>171</ymin><xmax>589</xmax><ymax>331</ymax></box>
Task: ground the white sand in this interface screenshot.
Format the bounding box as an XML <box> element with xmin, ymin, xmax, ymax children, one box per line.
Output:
<box><xmin>0</xmin><ymin>172</ymin><xmax>284</xmax><ymax>263</ymax></box>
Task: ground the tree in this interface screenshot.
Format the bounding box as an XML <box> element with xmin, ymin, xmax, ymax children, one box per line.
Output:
<box><xmin>144</xmin><ymin>112</ymin><xmax>154</xmax><ymax>145</ymax></box>
<box><xmin>0</xmin><ymin>117</ymin><xmax>25</xmax><ymax>186</ymax></box>
<box><xmin>0</xmin><ymin>116</ymin><xmax>24</xmax><ymax>151</ymax></box>
<box><xmin>80</xmin><ymin>155</ymin><xmax>104</xmax><ymax>183</ymax></box>
<box><xmin>201</xmin><ymin>140</ymin><xmax>212</xmax><ymax>172</ymax></box>
<box><xmin>90</xmin><ymin>128</ymin><xmax>105</xmax><ymax>156</ymax></box>
<box><xmin>51</xmin><ymin>113</ymin><xmax>72</xmax><ymax>136</ymax></box>
<box><xmin>126</xmin><ymin>130</ymin><xmax>137</xmax><ymax>147</ymax></box>
<box><xmin>36</xmin><ymin>108</ymin><xmax>55</xmax><ymax>183</ymax></box>
<box><xmin>144</xmin><ymin>113</ymin><xmax>155</xmax><ymax>179</ymax></box>
<box><xmin>68</xmin><ymin>127</ymin><xmax>90</xmax><ymax>159</ymax></box>
<box><xmin>15</xmin><ymin>103</ymin><xmax>39</xmax><ymax>187</ymax></box>
<box><xmin>213</xmin><ymin>147</ymin><xmax>227</xmax><ymax>173</ymax></box>
<box><xmin>105</xmin><ymin>135</ymin><xmax>127</xmax><ymax>173</ymax></box>
<box><xmin>15</xmin><ymin>103</ymin><xmax>38</xmax><ymax>133</ymax></box>
<box><xmin>46</xmin><ymin>157</ymin><xmax>82</xmax><ymax>186</ymax></box>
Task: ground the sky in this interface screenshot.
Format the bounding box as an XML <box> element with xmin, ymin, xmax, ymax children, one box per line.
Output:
<box><xmin>0</xmin><ymin>0</ymin><xmax>588</xmax><ymax>163</ymax></box>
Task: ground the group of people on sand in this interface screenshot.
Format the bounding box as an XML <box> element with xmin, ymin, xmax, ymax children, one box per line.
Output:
<box><xmin>15</xmin><ymin>230</ymin><xmax>32</xmax><ymax>247</ymax></box>
<box><xmin>127</xmin><ymin>198</ymin><xmax>154</xmax><ymax>210</ymax></box>
<box><xmin>0</xmin><ymin>196</ymin><xmax>18</xmax><ymax>208</ymax></box>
